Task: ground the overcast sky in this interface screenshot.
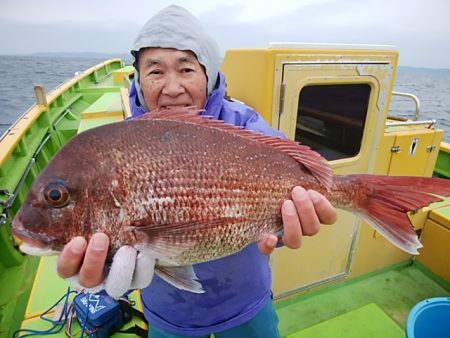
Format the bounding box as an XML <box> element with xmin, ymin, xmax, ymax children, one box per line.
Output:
<box><xmin>1</xmin><ymin>0</ymin><xmax>449</xmax><ymax>69</ymax></box>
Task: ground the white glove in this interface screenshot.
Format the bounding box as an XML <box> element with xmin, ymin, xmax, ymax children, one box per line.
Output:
<box><xmin>65</xmin><ymin>246</ymin><xmax>156</xmax><ymax>298</ymax></box>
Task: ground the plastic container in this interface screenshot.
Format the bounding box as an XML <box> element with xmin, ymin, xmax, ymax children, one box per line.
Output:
<box><xmin>73</xmin><ymin>292</ymin><xmax>122</xmax><ymax>337</ymax></box>
<box><xmin>406</xmin><ymin>297</ymin><xmax>450</xmax><ymax>338</ymax></box>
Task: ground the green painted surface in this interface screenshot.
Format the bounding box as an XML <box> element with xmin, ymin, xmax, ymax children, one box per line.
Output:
<box><xmin>433</xmin><ymin>205</ymin><xmax>450</xmax><ymax>221</ymax></box>
<box><xmin>276</xmin><ymin>263</ymin><xmax>450</xmax><ymax>337</ymax></box>
<box><xmin>0</xmin><ymin>256</ymin><xmax>39</xmax><ymax>338</ymax></box>
<box><xmin>414</xmin><ymin>260</ymin><xmax>450</xmax><ymax>291</ymax></box>
<box><xmin>287</xmin><ymin>303</ymin><xmax>404</xmax><ymax>338</ymax></box>
<box><xmin>0</xmin><ymin>59</ymin><xmax>125</xmax><ymax>337</ymax></box>
<box><xmin>24</xmin><ymin>256</ymin><xmax>74</xmax><ymax>318</ymax></box>
<box><xmin>115</xmin><ymin>65</ymin><xmax>135</xmax><ymax>73</ymax></box>
<box><xmin>78</xmin><ymin>115</ymin><xmax>123</xmax><ymax>132</ymax></box>
<box><xmin>434</xmin><ymin>147</ymin><xmax>450</xmax><ymax>178</ymax></box>
<box><xmin>83</xmin><ymin>92</ymin><xmax>122</xmax><ymax>114</ymax></box>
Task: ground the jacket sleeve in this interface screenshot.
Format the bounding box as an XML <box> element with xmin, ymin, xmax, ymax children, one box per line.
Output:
<box><xmin>244</xmin><ymin>108</ymin><xmax>286</xmax><ymax>138</ymax></box>
<box><xmin>129</xmin><ymin>80</ymin><xmax>147</xmax><ymax>118</ymax></box>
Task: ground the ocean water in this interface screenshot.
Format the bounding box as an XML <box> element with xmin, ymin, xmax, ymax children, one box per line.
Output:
<box><xmin>0</xmin><ymin>55</ymin><xmax>449</xmax><ymax>142</ymax></box>
<box><xmin>390</xmin><ymin>68</ymin><xmax>450</xmax><ymax>142</ymax></box>
<box><xmin>0</xmin><ymin>55</ymin><xmax>111</xmax><ymax>136</ymax></box>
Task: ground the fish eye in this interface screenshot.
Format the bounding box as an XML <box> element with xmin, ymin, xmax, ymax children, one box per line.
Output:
<box><xmin>43</xmin><ymin>181</ymin><xmax>70</xmax><ymax>207</ymax></box>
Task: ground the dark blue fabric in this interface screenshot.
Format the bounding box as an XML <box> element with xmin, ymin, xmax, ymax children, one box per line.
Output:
<box><xmin>148</xmin><ymin>297</ymin><xmax>280</xmax><ymax>338</ymax></box>
<box><xmin>131</xmin><ymin>72</ymin><xmax>284</xmax><ymax>336</ymax></box>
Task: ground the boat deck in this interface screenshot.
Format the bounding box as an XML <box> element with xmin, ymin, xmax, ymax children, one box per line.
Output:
<box><xmin>13</xmin><ymin>256</ymin><xmax>146</xmax><ymax>337</ymax></box>
<box><xmin>9</xmin><ymin>258</ymin><xmax>449</xmax><ymax>337</ymax></box>
<box><xmin>276</xmin><ymin>261</ymin><xmax>450</xmax><ymax>337</ymax></box>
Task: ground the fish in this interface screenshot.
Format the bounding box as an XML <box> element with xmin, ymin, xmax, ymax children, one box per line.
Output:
<box><xmin>12</xmin><ymin>109</ymin><xmax>450</xmax><ymax>294</ymax></box>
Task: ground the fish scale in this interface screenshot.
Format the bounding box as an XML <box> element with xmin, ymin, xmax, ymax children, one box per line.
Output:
<box><xmin>12</xmin><ymin>109</ymin><xmax>450</xmax><ymax>294</ymax></box>
<box><xmin>123</xmin><ymin>146</ymin><xmax>287</xmax><ymax>262</ymax></box>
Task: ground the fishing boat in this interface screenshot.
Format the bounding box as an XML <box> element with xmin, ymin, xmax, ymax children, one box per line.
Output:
<box><xmin>1</xmin><ymin>44</ymin><xmax>449</xmax><ymax>337</ymax></box>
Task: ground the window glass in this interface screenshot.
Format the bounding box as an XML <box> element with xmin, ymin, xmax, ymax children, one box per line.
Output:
<box><xmin>295</xmin><ymin>84</ymin><xmax>370</xmax><ymax>160</ymax></box>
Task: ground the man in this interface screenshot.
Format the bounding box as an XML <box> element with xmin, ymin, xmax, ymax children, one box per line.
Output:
<box><xmin>57</xmin><ymin>5</ymin><xmax>336</xmax><ymax>337</ymax></box>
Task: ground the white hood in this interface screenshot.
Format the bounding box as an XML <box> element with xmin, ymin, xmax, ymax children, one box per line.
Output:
<box><xmin>131</xmin><ymin>5</ymin><xmax>221</xmax><ymax>111</ymax></box>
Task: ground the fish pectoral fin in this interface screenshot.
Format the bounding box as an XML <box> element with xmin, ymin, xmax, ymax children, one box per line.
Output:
<box><xmin>155</xmin><ymin>264</ymin><xmax>205</xmax><ymax>294</ymax></box>
<box><xmin>135</xmin><ymin>217</ymin><xmax>252</xmax><ymax>258</ymax></box>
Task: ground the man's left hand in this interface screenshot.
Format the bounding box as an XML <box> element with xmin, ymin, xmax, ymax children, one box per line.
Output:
<box><xmin>257</xmin><ymin>186</ymin><xmax>337</xmax><ymax>255</ymax></box>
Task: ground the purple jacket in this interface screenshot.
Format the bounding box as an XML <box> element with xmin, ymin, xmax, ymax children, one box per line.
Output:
<box><xmin>130</xmin><ymin>72</ymin><xmax>284</xmax><ymax>335</ymax></box>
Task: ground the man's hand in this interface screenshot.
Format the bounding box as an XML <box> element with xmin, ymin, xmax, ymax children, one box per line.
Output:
<box><xmin>257</xmin><ymin>187</ymin><xmax>337</xmax><ymax>255</ymax></box>
<box><xmin>57</xmin><ymin>233</ymin><xmax>155</xmax><ymax>298</ymax></box>
<box><xmin>57</xmin><ymin>233</ymin><xmax>107</xmax><ymax>289</ymax></box>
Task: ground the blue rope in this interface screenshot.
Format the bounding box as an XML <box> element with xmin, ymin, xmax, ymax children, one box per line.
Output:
<box><xmin>13</xmin><ymin>287</ymin><xmax>77</xmax><ymax>338</ymax></box>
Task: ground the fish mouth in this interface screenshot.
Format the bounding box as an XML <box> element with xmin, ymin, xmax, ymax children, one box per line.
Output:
<box><xmin>12</xmin><ymin>217</ymin><xmax>56</xmax><ymax>254</ymax></box>
<box><xmin>19</xmin><ymin>242</ymin><xmax>60</xmax><ymax>256</ymax></box>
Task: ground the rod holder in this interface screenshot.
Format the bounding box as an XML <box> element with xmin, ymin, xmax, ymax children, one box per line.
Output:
<box><xmin>34</xmin><ymin>85</ymin><xmax>48</xmax><ymax>107</ymax></box>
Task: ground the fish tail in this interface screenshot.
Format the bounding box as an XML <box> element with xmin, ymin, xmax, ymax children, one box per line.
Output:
<box><xmin>340</xmin><ymin>174</ymin><xmax>450</xmax><ymax>255</ymax></box>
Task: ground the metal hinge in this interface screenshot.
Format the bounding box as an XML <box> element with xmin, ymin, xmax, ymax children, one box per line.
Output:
<box><xmin>278</xmin><ymin>82</ymin><xmax>285</xmax><ymax>116</ymax></box>
<box><xmin>391</xmin><ymin>146</ymin><xmax>401</xmax><ymax>153</ymax></box>
<box><xmin>426</xmin><ymin>145</ymin><xmax>436</xmax><ymax>153</ymax></box>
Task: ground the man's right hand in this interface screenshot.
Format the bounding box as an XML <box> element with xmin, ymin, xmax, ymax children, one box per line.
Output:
<box><xmin>57</xmin><ymin>233</ymin><xmax>155</xmax><ymax>297</ymax></box>
<box><xmin>57</xmin><ymin>233</ymin><xmax>108</xmax><ymax>287</ymax></box>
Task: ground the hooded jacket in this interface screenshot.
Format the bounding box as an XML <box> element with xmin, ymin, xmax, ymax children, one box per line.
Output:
<box><xmin>130</xmin><ymin>5</ymin><xmax>285</xmax><ymax>335</ymax></box>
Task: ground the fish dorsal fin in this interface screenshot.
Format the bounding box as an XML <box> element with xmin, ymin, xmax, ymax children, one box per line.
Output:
<box><xmin>139</xmin><ymin>109</ymin><xmax>333</xmax><ymax>188</ymax></box>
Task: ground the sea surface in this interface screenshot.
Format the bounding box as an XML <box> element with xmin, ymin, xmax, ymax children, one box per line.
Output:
<box><xmin>0</xmin><ymin>55</ymin><xmax>449</xmax><ymax>142</ymax></box>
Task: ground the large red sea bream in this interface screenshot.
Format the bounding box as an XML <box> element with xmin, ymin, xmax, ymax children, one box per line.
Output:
<box><xmin>12</xmin><ymin>110</ymin><xmax>450</xmax><ymax>293</ymax></box>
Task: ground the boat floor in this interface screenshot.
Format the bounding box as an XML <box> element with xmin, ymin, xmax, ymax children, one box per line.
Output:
<box><xmin>2</xmin><ymin>258</ymin><xmax>449</xmax><ymax>337</ymax></box>
<box><xmin>276</xmin><ymin>261</ymin><xmax>450</xmax><ymax>337</ymax></box>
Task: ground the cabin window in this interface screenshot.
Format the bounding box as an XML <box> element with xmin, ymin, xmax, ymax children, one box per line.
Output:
<box><xmin>295</xmin><ymin>84</ymin><xmax>370</xmax><ymax>160</ymax></box>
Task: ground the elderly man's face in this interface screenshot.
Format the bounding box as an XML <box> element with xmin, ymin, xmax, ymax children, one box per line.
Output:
<box><xmin>138</xmin><ymin>48</ymin><xmax>208</xmax><ymax>111</ymax></box>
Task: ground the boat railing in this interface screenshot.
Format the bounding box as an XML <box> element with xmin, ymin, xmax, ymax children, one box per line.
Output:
<box><xmin>0</xmin><ymin>130</ymin><xmax>53</xmax><ymax>228</ymax></box>
<box><xmin>385</xmin><ymin>90</ymin><xmax>436</xmax><ymax>129</ymax></box>
<box><xmin>386</xmin><ymin>119</ymin><xmax>436</xmax><ymax>129</ymax></box>
<box><xmin>391</xmin><ymin>91</ymin><xmax>421</xmax><ymax>121</ymax></box>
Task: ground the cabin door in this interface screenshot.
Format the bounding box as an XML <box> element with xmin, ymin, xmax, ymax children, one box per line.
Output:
<box><xmin>270</xmin><ymin>61</ymin><xmax>394</xmax><ymax>298</ymax></box>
